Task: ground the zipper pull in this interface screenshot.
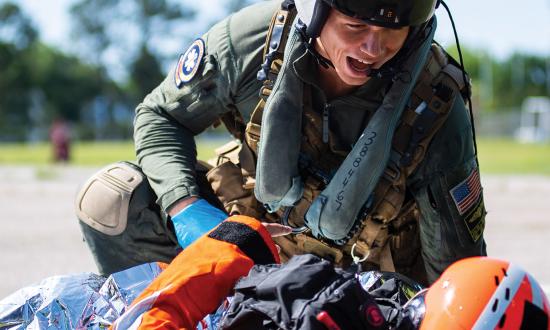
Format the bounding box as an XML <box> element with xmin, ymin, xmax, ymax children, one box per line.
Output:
<box><xmin>322</xmin><ymin>104</ymin><xmax>330</xmax><ymax>144</ymax></box>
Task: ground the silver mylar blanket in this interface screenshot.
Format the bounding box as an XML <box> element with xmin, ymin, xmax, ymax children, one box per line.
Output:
<box><xmin>0</xmin><ymin>263</ymin><xmax>421</xmax><ymax>330</ymax></box>
<box><xmin>0</xmin><ymin>263</ymin><xmax>226</xmax><ymax>330</ymax></box>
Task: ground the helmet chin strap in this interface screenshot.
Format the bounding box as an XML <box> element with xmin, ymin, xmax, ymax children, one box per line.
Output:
<box><xmin>296</xmin><ymin>19</ymin><xmax>334</xmax><ymax>69</ymax></box>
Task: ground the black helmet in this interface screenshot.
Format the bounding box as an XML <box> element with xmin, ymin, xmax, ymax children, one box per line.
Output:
<box><xmin>296</xmin><ymin>0</ymin><xmax>439</xmax><ymax>38</ymax></box>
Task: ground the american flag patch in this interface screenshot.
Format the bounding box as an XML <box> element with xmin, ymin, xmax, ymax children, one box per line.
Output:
<box><xmin>450</xmin><ymin>168</ymin><xmax>482</xmax><ymax>215</ymax></box>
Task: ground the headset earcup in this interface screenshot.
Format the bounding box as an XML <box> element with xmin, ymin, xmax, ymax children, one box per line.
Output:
<box><xmin>306</xmin><ymin>0</ymin><xmax>331</xmax><ymax>38</ymax></box>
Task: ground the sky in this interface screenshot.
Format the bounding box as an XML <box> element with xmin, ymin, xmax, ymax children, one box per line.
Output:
<box><xmin>8</xmin><ymin>0</ymin><xmax>550</xmax><ymax>60</ymax></box>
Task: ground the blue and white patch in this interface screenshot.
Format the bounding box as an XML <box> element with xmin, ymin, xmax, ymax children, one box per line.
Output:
<box><xmin>174</xmin><ymin>38</ymin><xmax>205</xmax><ymax>88</ymax></box>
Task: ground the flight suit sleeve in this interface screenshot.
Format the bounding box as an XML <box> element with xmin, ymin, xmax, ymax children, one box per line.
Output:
<box><xmin>134</xmin><ymin>0</ymin><xmax>276</xmax><ymax>213</ymax></box>
<box><xmin>110</xmin><ymin>215</ymin><xmax>280</xmax><ymax>330</ymax></box>
<box><xmin>134</xmin><ymin>21</ymin><xmax>234</xmax><ymax>212</ymax></box>
<box><xmin>408</xmin><ymin>96</ymin><xmax>487</xmax><ymax>283</ymax></box>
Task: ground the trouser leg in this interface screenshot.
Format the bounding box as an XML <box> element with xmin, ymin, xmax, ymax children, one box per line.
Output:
<box><xmin>76</xmin><ymin>162</ymin><xmax>179</xmax><ymax>275</ymax></box>
<box><xmin>76</xmin><ymin>161</ymin><xmax>222</xmax><ymax>275</ymax></box>
<box><xmin>78</xmin><ymin>209</ymin><xmax>180</xmax><ymax>275</ymax></box>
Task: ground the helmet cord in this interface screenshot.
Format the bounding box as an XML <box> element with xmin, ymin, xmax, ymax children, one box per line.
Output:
<box><xmin>440</xmin><ymin>0</ymin><xmax>479</xmax><ymax>158</ymax></box>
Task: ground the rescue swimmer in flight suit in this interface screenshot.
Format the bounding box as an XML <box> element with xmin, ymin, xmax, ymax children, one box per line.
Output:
<box><xmin>75</xmin><ymin>0</ymin><xmax>487</xmax><ymax>285</ymax></box>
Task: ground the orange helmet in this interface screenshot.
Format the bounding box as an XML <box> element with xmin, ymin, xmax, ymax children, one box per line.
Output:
<box><xmin>408</xmin><ymin>257</ymin><xmax>550</xmax><ymax>329</ymax></box>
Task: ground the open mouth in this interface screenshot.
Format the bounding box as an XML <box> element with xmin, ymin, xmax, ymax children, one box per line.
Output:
<box><xmin>347</xmin><ymin>56</ymin><xmax>373</xmax><ymax>74</ymax></box>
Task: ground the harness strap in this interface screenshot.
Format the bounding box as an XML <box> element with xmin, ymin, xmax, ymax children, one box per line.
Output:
<box><xmin>246</xmin><ymin>5</ymin><xmax>297</xmax><ymax>152</ymax></box>
<box><xmin>351</xmin><ymin>44</ymin><xmax>470</xmax><ymax>270</ymax></box>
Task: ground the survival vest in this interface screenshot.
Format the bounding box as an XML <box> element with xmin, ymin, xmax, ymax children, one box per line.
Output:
<box><xmin>209</xmin><ymin>1</ymin><xmax>470</xmax><ymax>285</ymax></box>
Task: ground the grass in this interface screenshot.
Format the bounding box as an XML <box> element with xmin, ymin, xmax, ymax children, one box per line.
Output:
<box><xmin>0</xmin><ymin>138</ymin><xmax>225</xmax><ymax>167</ymax></box>
<box><xmin>0</xmin><ymin>138</ymin><xmax>549</xmax><ymax>175</ymax></box>
<box><xmin>476</xmin><ymin>138</ymin><xmax>550</xmax><ymax>175</ymax></box>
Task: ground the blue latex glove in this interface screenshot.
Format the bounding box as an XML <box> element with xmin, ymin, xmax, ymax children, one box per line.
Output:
<box><xmin>171</xmin><ymin>199</ymin><xmax>227</xmax><ymax>248</ymax></box>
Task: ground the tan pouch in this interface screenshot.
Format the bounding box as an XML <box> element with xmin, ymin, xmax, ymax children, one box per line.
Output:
<box><xmin>206</xmin><ymin>141</ymin><xmax>264</xmax><ymax>218</ymax></box>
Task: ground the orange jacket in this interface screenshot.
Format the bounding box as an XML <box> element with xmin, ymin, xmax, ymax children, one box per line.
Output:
<box><xmin>112</xmin><ymin>215</ymin><xmax>279</xmax><ymax>330</ymax></box>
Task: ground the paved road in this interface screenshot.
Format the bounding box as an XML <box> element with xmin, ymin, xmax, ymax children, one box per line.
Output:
<box><xmin>1</xmin><ymin>165</ymin><xmax>549</xmax><ymax>298</ymax></box>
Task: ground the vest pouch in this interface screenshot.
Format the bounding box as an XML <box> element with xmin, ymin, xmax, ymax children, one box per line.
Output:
<box><xmin>388</xmin><ymin>200</ymin><xmax>427</xmax><ymax>285</ymax></box>
<box><xmin>271</xmin><ymin>230</ymin><xmax>344</xmax><ymax>265</ymax></box>
<box><xmin>206</xmin><ymin>141</ymin><xmax>265</xmax><ymax>219</ymax></box>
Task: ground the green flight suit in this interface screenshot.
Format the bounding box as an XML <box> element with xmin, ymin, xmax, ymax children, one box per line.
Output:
<box><xmin>78</xmin><ymin>0</ymin><xmax>486</xmax><ymax>282</ymax></box>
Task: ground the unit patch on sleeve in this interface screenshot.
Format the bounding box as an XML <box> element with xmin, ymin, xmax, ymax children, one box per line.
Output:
<box><xmin>450</xmin><ymin>167</ymin><xmax>482</xmax><ymax>215</ymax></box>
<box><xmin>174</xmin><ymin>38</ymin><xmax>205</xmax><ymax>88</ymax></box>
<box><xmin>464</xmin><ymin>198</ymin><xmax>485</xmax><ymax>242</ymax></box>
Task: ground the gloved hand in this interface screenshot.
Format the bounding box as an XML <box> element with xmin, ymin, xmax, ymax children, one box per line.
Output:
<box><xmin>170</xmin><ymin>198</ymin><xmax>228</xmax><ymax>248</ymax></box>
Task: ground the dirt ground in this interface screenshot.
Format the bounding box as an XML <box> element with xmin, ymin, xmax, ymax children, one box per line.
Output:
<box><xmin>0</xmin><ymin>165</ymin><xmax>549</xmax><ymax>298</ymax></box>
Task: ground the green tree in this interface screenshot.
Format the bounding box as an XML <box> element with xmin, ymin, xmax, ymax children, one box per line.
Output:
<box><xmin>0</xmin><ymin>2</ymin><xmax>38</xmax><ymax>140</ymax></box>
<box><xmin>28</xmin><ymin>43</ymin><xmax>115</xmax><ymax>122</ymax></box>
<box><xmin>126</xmin><ymin>45</ymin><xmax>165</xmax><ymax>102</ymax></box>
<box><xmin>492</xmin><ymin>53</ymin><xmax>549</xmax><ymax>109</ymax></box>
<box><xmin>443</xmin><ymin>45</ymin><xmax>549</xmax><ymax>111</ymax></box>
<box><xmin>69</xmin><ymin>0</ymin><xmax>195</xmax><ymax>89</ymax></box>
<box><xmin>0</xmin><ymin>2</ymin><xmax>38</xmax><ymax>48</ymax></box>
<box><xmin>0</xmin><ymin>2</ymin><xmax>120</xmax><ymax>141</ymax></box>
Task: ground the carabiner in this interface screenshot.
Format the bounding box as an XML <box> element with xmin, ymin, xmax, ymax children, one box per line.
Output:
<box><xmin>351</xmin><ymin>243</ymin><xmax>369</xmax><ymax>265</ymax></box>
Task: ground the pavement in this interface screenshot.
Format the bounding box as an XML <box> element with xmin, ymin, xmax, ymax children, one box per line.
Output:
<box><xmin>0</xmin><ymin>165</ymin><xmax>549</xmax><ymax>298</ymax></box>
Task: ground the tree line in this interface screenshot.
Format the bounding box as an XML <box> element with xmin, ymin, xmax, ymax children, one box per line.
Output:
<box><xmin>0</xmin><ymin>0</ymin><xmax>548</xmax><ymax>141</ymax></box>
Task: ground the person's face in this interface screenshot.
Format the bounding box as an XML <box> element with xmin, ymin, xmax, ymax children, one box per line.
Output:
<box><xmin>316</xmin><ymin>9</ymin><xmax>410</xmax><ymax>86</ymax></box>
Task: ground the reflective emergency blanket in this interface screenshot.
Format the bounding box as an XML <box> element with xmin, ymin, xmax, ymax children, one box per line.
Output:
<box><xmin>0</xmin><ymin>263</ymin><xmax>225</xmax><ymax>330</ymax></box>
<box><xmin>0</xmin><ymin>263</ymin><xmax>421</xmax><ymax>329</ymax></box>
<box><xmin>0</xmin><ymin>263</ymin><xmax>163</xmax><ymax>329</ymax></box>
<box><xmin>358</xmin><ymin>271</ymin><xmax>425</xmax><ymax>328</ymax></box>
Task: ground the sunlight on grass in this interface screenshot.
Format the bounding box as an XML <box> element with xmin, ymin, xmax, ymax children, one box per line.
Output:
<box><xmin>477</xmin><ymin>138</ymin><xmax>550</xmax><ymax>175</ymax></box>
<box><xmin>0</xmin><ymin>138</ymin><xmax>228</xmax><ymax>167</ymax></box>
<box><xmin>1</xmin><ymin>138</ymin><xmax>548</xmax><ymax>175</ymax></box>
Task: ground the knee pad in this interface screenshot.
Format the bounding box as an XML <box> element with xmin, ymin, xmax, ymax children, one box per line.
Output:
<box><xmin>75</xmin><ymin>162</ymin><xmax>145</xmax><ymax>236</ymax></box>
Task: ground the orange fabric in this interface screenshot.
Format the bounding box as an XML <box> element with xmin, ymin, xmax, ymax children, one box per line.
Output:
<box><xmin>156</xmin><ymin>262</ymin><xmax>169</xmax><ymax>271</ymax></box>
<box><xmin>111</xmin><ymin>215</ymin><xmax>279</xmax><ymax>330</ymax></box>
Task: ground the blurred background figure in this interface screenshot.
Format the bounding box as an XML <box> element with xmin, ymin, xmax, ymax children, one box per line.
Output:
<box><xmin>49</xmin><ymin>118</ymin><xmax>71</xmax><ymax>162</ymax></box>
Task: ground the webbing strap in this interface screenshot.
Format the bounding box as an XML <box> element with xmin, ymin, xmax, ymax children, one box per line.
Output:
<box><xmin>246</xmin><ymin>5</ymin><xmax>297</xmax><ymax>153</ymax></box>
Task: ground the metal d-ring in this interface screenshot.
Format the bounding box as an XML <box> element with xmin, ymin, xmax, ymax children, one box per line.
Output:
<box><xmin>281</xmin><ymin>206</ymin><xmax>308</xmax><ymax>234</ymax></box>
